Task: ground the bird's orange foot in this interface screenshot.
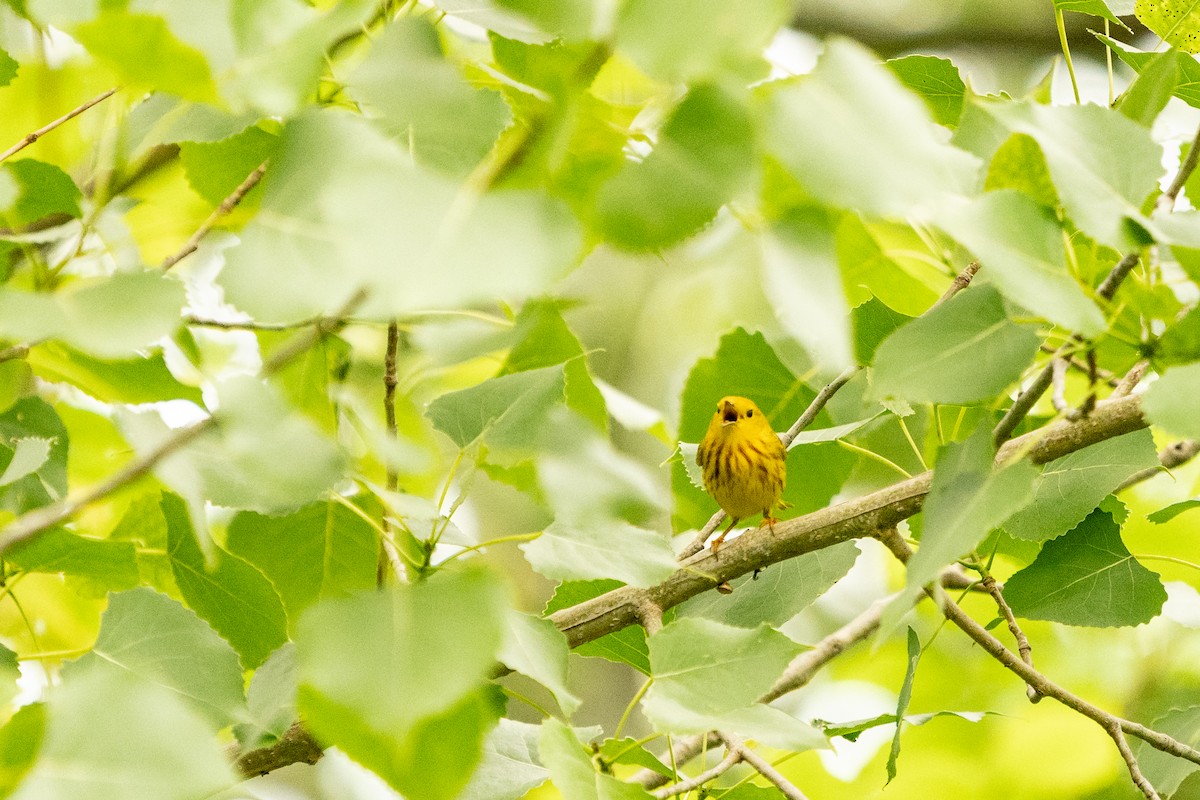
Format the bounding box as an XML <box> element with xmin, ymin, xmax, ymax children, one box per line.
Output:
<box><xmin>759</xmin><ymin>515</ymin><xmax>780</xmax><ymax>533</ymax></box>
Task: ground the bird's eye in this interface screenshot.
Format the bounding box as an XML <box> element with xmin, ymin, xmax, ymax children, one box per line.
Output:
<box><xmin>747</xmin><ymin>409</ymin><xmax>754</xmax><ymax>417</ymax></box>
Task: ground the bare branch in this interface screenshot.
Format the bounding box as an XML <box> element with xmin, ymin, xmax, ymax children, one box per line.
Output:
<box><xmin>1116</xmin><ymin>438</ymin><xmax>1200</xmax><ymax>492</ymax></box>
<box><xmin>184</xmin><ymin>315</ymin><xmax>323</xmax><ymax>331</ymax></box>
<box><xmin>161</xmin><ymin>161</ymin><xmax>268</xmax><ymax>271</ymax></box>
<box><xmin>1096</xmin><ymin>253</ymin><xmax>1141</xmax><ymax>303</ymax></box>
<box><xmin>1110</xmin><ymin>722</ymin><xmax>1163</xmax><ymax>800</ymax></box>
<box><xmin>379</xmin><ymin>320</ymin><xmax>407</xmax><ymax>584</ymax></box>
<box><xmin>933</xmin><ymin>260</ymin><xmax>980</xmax><ymax>308</ymax></box>
<box><xmin>719</xmin><ymin>733</ymin><xmax>810</xmax><ymax>800</ymax></box>
<box><xmin>1113</xmin><ymin>360</ymin><xmax>1150</xmax><ymax>399</ymax></box>
<box><xmin>1050</xmin><ymin>357</ymin><xmax>1070</xmax><ymax>415</ymax></box>
<box><xmin>651</xmin><ymin>748</ymin><xmax>741</xmax><ymax>799</ymax></box>
<box><xmin>980</xmin><ymin>575</ymin><xmax>1041</xmax><ymax>702</ymax></box>
<box><xmin>1158</xmin><ymin>120</ymin><xmax>1200</xmax><ymax>214</ymax></box>
<box><xmin>0</xmin><ymin>88</ymin><xmax>118</xmax><ymax>163</ymax></box>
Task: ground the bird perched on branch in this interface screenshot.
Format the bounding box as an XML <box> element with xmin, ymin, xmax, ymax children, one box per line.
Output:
<box><xmin>696</xmin><ymin>395</ymin><xmax>788</xmax><ymax>553</ymax></box>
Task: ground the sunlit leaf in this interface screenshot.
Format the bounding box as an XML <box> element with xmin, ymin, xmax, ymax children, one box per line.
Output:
<box><xmin>886</xmin><ymin>55</ymin><xmax>966</xmax><ymax>128</ymax></box>
<box><xmin>539</xmin><ymin>719</ymin><xmax>652</xmax><ymax>800</ymax></box>
<box><xmin>500</xmin><ymin>611</ymin><xmax>580</xmax><ymax>715</ymax></box>
<box><xmin>461</xmin><ymin>719</ymin><xmax>550</xmax><ymax>800</ymax></box>
<box><xmin>1136</xmin><ymin>0</ymin><xmax>1200</xmax><ymax>52</ymax></box>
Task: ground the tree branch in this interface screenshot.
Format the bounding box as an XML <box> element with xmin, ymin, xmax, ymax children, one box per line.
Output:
<box><xmin>650</xmin><ymin>748</ymin><xmax>741</xmax><ymax>799</ymax></box>
<box><xmin>161</xmin><ymin>161</ymin><xmax>268</xmax><ymax>271</ymax></box>
<box><xmin>719</xmin><ymin>733</ymin><xmax>810</xmax><ymax>800</ymax></box>
<box><xmin>0</xmin><ymin>87</ymin><xmax>118</xmax><ymax>163</ymax></box>
<box><xmin>0</xmin><ymin>344</ymin><xmax>30</xmax><ymax>363</ymax></box>
<box><xmin>980</xmin><ymin>574</ymin><xmax>1041</xmax><ymax>702</ymax></box>
<box><xmin>1157</xmin><ymin>119</ymin><xmax>1200</xmax><ymax>214</ymax></box>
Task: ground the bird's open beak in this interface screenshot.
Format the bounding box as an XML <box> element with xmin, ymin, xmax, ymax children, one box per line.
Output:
<box><xmin>721</xmin><ymin>401</ymin><xmax>738</xmax><ymax>425</ymax></box>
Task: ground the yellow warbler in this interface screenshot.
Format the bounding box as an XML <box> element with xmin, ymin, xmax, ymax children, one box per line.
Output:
<box><xmin>696</xmin><ymin>395</ymin><xmax>788</xmax><ymax>552</ymax></box>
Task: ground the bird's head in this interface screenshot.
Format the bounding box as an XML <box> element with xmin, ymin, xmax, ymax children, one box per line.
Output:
<box><xmin>714</xmin><ymin>396</ymin><xmax>765</xmax><ymax>428</ymax></box>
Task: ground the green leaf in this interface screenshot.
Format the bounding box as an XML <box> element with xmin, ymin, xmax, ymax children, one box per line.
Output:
<box><xmin>544</xmin><ymin>580</ymin><xmax>650</xmax><ymax>673</ymax></box>
<box><xmin>8</xmin><ymin>667</ymin><xmax>234</xmax><ymax>800</ymax></box>
<box><xmin>225</xmin><ymin>499</ymin><xmax>380</xmax><ymax>628</ymax></box>
<box><xmin>1002</xmin><ymin>430</ymin><xmax>1159</xmax><ymax>542</ymax></box>
<box><xmin>0</xmin><ymin>273</ymin><xmax>185</xmax><ymax>359</ymax></box>
<box><xmin>1101</xmin><ymin>36</ymin><xmax>1200</xmax><ymax>108</ymax></box>
<box><xmin>219</xmin><ymin>110</ymin><xmax>581</xmax><ymax>323</ymax></box>
<box><xmin>539</xmin><ymin>718</ymin><xmax>653</xmax><ymax>800</ymax></box>
<box><xmin>598</xmin><ymin>737</ymin><xmax>672</xmax><ymax>776</ymax></box>
<box><xmin>870</xmin><ymin>284</ymin><xmax>1042</xmax><ymax>404</ymax></box>
<box><xmin>1148</xmin><ymin>498</ymin><xmax>1200</xmax><ymax>523</ymax></box>
<box><xmin>0</xmin><ymin>398</ymin><xmax>68</xmax><ymax>515</ymax></box>
<box><xmin>592</xmin><ymin>84</ymin><xmax>754</xmax><ymax>250</ymax></box>
<box><xmin>461</xmin><ymin>719</ymin><xmax>551</xmax><ymax>800</ymax></box>
<box><xmin>0</xmin><ymin>47</ymin><xmax>16</xmax><ymax>87</ymax></box>
<box><xmin>1056</xmin><ymin>0</ymin><xmax>1133</xmax><ymax>28</ymax></box>
<box><xmin>1115</xmin><ymin>49</ymin><xmax>1179</xmax><ymax>126</ymax></box>
<box><xmin>674</xmin><ymin>328</ymin><xmax>855</xmax><ymax>531</ymax></box>
<box><xmin>1136</xmin><ymin>0</ymin><xmax>1200</xmax><ymax>52</ymax></box>
<box><xmin>297</xmin><ymin>567</ymin><xmax>508</xmax><ymax>800</ymax></box>
<box><xmin>760</xmin><ymin>39</ymin><xmax>979</xmax><ymax>219</ymax></box>
<box><xmin>162</xmin><ymin>492</ymin><xmax>289</xmax><ymax>669</ymax></box>
<box><xmin>74</xmin><ymin>11</ymin><xmax>218</xmax><ymax>102</ymax></box>
<box><xmin>0</xmin><ymin>704</ymin><xmax>43</xmax><ymax>796</ymax></box>
<box><xmin>178</xmin><ymin>125</ymin><xmax>276</xmax><ymax>206</ymax></box>
<box><xmin>615</xmin><ymin>0</ymin><xmax>789</xmax><ymax>81</ymax></box>
<box><xmin>64</xmin><ymin>587</ymin><xmax>247</xmax><ymax>728</ymax></box>
<box><xmin>970</xmin><ymin>99</ymin><xmax>1160</xmax><ymax>252</ymax></box>
<box><xmin>676</xmin><ymin>541</ymin><xmax>860</xmax><ymax>627</ymax></box>
<box><xmin>1157</xmin><ymin>305</ymin><xmax>1200</xmax><ymax>365</ymax></box>
<box><xmin>237</xmin><ymin>643</ymin><xmax>298</xmax><ymax>749</ymax></box>
<box><xmin>28</xmin><ymin>342</ymin><xmax>203</xmax><ymax>405</ymax></box>
<box><xmin>0</xmin><ymin>159</ymin><xmax>81</xmax><ymax>225</ymax></box>
<box><xmin>0</xmin><ymin>436</ymin><xmax>49</xmax><ymax>487</ymax></box>
<box><xmin>348</xmin><ymin>17</ymin><xmax>511</xmax><ymax>176</ymax></box>
<box><xmin>821</xmin><ymin>710</ymin><xmax>990</xmax><ymax>741</ymax></box>
<box><xmin>762</xmin><ymin>208</ymin><xmax>854</xmax><ymax>372</ymax></box>
<box><xmin>0</xmin><ymin>642</ymin><xmax>16</xmax><ymax>711</ymax></box>
<box><xmin>500</xmin><ymin>611</ymin><xmax>580</xmax><ymax>715</ymax></box>
<box><xmin>1136</xmin><ymin>706</ymin><xmax>1200</xmax><ymax>795</ymax></box>
<box><xmin>887</xmin><ymin>628</ymin><xmax>921</xmax><ymax>783</ymax></box>
<box><xmin>0</xmin><ymin>361</ymin><xmax>32</xmax><ymax>414</ymax></box>
<box><xmin>1004</xmin><ymin>508</ymin><xmax>1167</xmax><ymax>626</ymax></box>
<box><xmin>937</xmin><ymin>191</ymin><xmax>1106</xmax><ymax>337</ymax></box>
<box><xmin>4</xmin><ymin>527</ymin><xmax>138</xmax><ymax>589</ymax></box>
<box><xmin>885</xmin><ymin>55</ymin><xmax>966</xmax><ymax>128</ymax></box>
<box><xmin>1144</xmin><ymin>362</ymin><xmax>1200</xmax><ymax>438</ymax></box>
<box><xmin>521</xmin><ymin>520</ymin><xmax>677</xmax><ymax>588</ymax></box>
<box><xmin>983</xmin><ymin>133</ymin><xmax>1060</xmax><ymax>208</ymax></box>
<box><xmin>906</xmin><ymin>423</ymin><xmax>1039</xmax><ymax>590</ymax></box>
<box><xmin>838</xmin><ymin>216</ymin><xmax>941</xmax><ymax>317</ymax></box>
<box><xmin>642</xmin><ymin>618</ymin><xmax>819</xmax><ymax>747</ymax></box>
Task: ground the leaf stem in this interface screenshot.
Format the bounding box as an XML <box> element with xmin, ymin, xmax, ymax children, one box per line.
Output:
<box><xmin>615</xmin><ymin>677</ymin><xmax>654</xmax><ymax>740</ymax></box>
<box><xmin>836</xmin><ymin>440</ymin><xmax>913</xmax><ymax>478</ymax></box>
<box><xmin>1056</xmin><ymin>8</ymin><xmax>1082</xmax><ymax>104</ymax></box>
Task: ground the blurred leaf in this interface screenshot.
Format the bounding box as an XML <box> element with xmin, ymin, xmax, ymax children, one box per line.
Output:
<box><xmin>1148</xmin><ymin>498</ymin><xmax>1200</xmax><ymax>523</ymax></box>
<box><xmin>615</xmin><ymin>0</ymin><xmax>788</xmax><ymax>81</ymax></box>
<box><xmin>219</xmin><ymin>110</ymin><xmax>581</xmax><ymax>323</ymax></box>
<box><xmin>760</xmin><ymin>39</ymin><xmax>979</xmax><ymax>219</ymax></box>
<box><xmin>0</xmin><ymin>703</ymin><xmax>43</xmax><ymax>796</ymax></box>
<box><xmin>937</xmin><ymin>191</ymin><xmax>1106</xmax><ymax>337</ymax></box>
<box><xmin>162</xmin><ymin>493</ymin><xmax>289</xmax><ymax>669</ymax></box>
<box><xmin>64</xmin><ymin>587</ymin><xmax>247</xmax><ymax>728</ymax></box>
<box><xmin>871</xmin><ymin>284</ymin><xmax>1042</xmax><ymax>404</ymax></box>
<box><xmin>971</xmin><ymin>99</ymin><xmax>1159</xmax><ymax>251</ymax></box>
<box><xmin>5</xmin><ymin>527</ymin><xmax>138</xmax><ymax>588</ymax></box>
<box><xmin>0</xmin><ymin>159</ymin><xmax>81</xmax><ymax>225</ymax></box>
<box><xmin>0</xmin><ymin>642</ymin><xmax>15</xmax><ymax>710</ymax></box>
<box><xmin>1136</xmin><ymin>0</ymin><xmax>1200</xmax><ymax>53</ymax></box>
<box><xmin>1144</xmin><ymin>363</ymin><xmax>1200</xmax><ymax>438</ymax></box>
<box><xmin>74</xmin><ymin>11</ymin><xmax>217</xmax><ymax>102</ymax></box>
<box><xmin>0</xmin><ymin>48</ymin><xmax>16</xmax><ymax>87</ymax></box>
<box><xmin>674</xmin><ymin>327</ymin><xmax>855</xmax><ymax>531</ymax></box>
<box><xmin>906</xmin><ymin>423</ymin><xmax>1039</xmax><ymax>590</ymax></box>
<box><xmin>521</xmin><ymin>520</ymin><xmax>677</xmax><ymax>588</ymax></box>
<box><xmin>297</xmin><ymin>567</ymin><xmax>507</xmax><ymax>800</ymax></box>
<box><xmin>1136</xmin><ymin>706</ymin><xmax>1200</xmax><ymax>795</ymax></box>
<box><xmin>592</xmin><ymin>84</ymin><xmax>753</xmax><ymax>250</ymax></box>
<box><xmin>237</xmin><ymin>643</ymin><xmax>297</xmax><ymax>749</ymax></box>
<box><xmin>886</xmin><ymin>55</ymin><xmax>966</xmax><ymax>127</ymax></box>
<box><xmin>1101</xmin><ymin>36</ymin><xmax>1200</xmax><ymax>108</ymax></box>
<box><xmin>821</xmin><ymin>709</ymin><xmax>990</xmax><ymax>741</ymax></box>
<box><xmin>1156</xmin><ymin>305</ymin><xmax>1200</xmax><ymax>365</ymax></box>
<box><xmin>0</xmin><ymin>436</ymin><xmax>48</xmax><ymax>487</ymax></box>
<box><xmin>676</xmin><ymin>541</ymin><xmax>859</xmax><ymax>627</ymax></box>
<box><xmin>1003</xmin><ymin>430</ymin><xmax>1159</xmax><ymax>542</ymax></box>
<box><xmin>887</xmin><ymin>628</ymin><xmax>921</xmax><ymax>783</ymax></box>
<box><xmin>0</xmin><ymin>273</ymin><xmax>185</xmax><ymax>359</ymax></box>
<box><xmin>461</xmin><ymin>719</ymin><xmax>550</xmax><ymax>800</ymax></box>
<box><xmin>1004</xmin><ymin>508</ymin><xmax>1167</xmax><ymax>626</ymax></box>
<box><xmin>28</xmin><ymin>342</ymin><xmax>202</xmax><ymax>405</ymax></box>
<box><xmin>9</xmin><ymin>667</ymin><xmax>234</xmax><ymax>800</ymax></box>
<box><xmin>763</xmin><ymin>208</ymin><xmax>854</xmax><ymax>372</ymax></box>
<box><xmin>178</xmin><ymin>125</ymin><xmax>276</xmax><ymax>206</ymax></box>
<box><xmin>348</xmin><ymin>17</ymin><xmax>511</xmax><ymax>176</ymax></box>
<box><xmin>539</xmin><ymin>718</ymin><xmax>652</xmax><ymax>800</ymax></box>
<box><xmin>500</xmin><ymin>611</ymin><xmax>580</xmax><ymax>715</ymax></box>
<box><xmin>643</xmin><ymin>618</ymin><xmax>824</xmax><ymax>750</ymax></box>
<box><xmin>225</xmin><ymin>499</ymin><xmax>380</xmax><ymax>629</ymax></box>
<box><xmin>432</xmin><ymin>0</ymin><xmax>556</xmax><ymax>44</ymax></box>
<box><xmin>1056</xmin><ymin>0</ymin><xmax>1132</xmax><ymax>28</ymax></box>
<box><xmin>0</xmin><ymin>398</ymin><xmax>68</xmax><ymax>515</ymax></box>
<box><xmin>1115</xmin><ymin>49</ymin><xmax>1179</xmax><ymax>126</ymax></box>
<box><xmin>544</xmin><ymin>579</ymin><xmax>650</xmax><ymax>673</ymax></box>
<box><xmin>0</xmin><ymin>361</ymin><xmax>32</xmax><ymax>414</ymax></box>
<box><xmin>984</xmin><ymin>133</ymin><xmax>1060</xmax><ymax>208</ymax></box>
<box><xmin>837</xmin><ymin>217</ymin><xmax>939</xmax><ymax>316</ymax></box>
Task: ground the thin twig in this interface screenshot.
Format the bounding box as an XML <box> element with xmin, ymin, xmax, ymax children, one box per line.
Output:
<box><xmin>0</xmin><ymin>88</ymin><xmax>118</xmax><ymax>163</ymax></box>
<box><xmin>0</xmin><ymin>290</ymin><xmax>368</xmax><ymax>556</ymax></box>
<box><xmin>1158</xmin><ymin>121</ymin><xmax>1200</xmax><ymax>213</ymax></box>
<box><xmin>651</xmin><ymin>749</ymin><xmax>742</xmax><ymax>799</ymax></box>
<box><xmin>1096</xmin><ymin>253</ymin><xmax>1141</xmax><ymax>303</ymax></box>
<box><xmin>1113</xmin><ymin>360</ymin><xmax>1150</xmax><ymax>399</ymax></box>
<box><xmin>1040</xmin><ymin>345</ymin><xmax>1117</xmax><ymax>387</ymax></box>
<box><xmin>183</xmin><ymin>315</ymin><xmax>324</xmax><ymax>331</ymax></box>
<box><xmin>0</xmin><ymin>344</ymin><xmax>30</xmax><ymax>363</ymax></box>
<box><xmin>1050</xmin><ymin>358</ymin><xmax>1070</xmax><ymax>415</ymax></box>
<box><xmin>980</xmin><ymin>575</ymin><xmax>1042</xmax><ymax>702</ymax></box>
<box><xmin>1115</xmin><ymin>439</ymin><xmax>1200</xmax><ymax>492</ymax></box>
<box><xmin>1110</xmin><ymin>722</ymin><xmax>1163</xmax><ymax>800</ymax></box>
<box><xmin>379</xmin><ymin>321</ymin><xmax>406</xmax><ymax>584</ymax></box>
<box><xmin>681</xmin><ymin>261</ymin><xmax>983</xmax><ymax>559</ymax></box>
<box><xmin>161</xmin><ymin>161</ymin><xmax>268</xmax><ymax>271</ymax></box>
<box><xmin>719</xmin><ymin>733</ymin><xmax>810</xmax><ymax>800</ymax></box>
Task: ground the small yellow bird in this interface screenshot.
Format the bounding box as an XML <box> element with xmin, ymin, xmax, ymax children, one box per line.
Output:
<box><xmin>696</xmin><ymin>396</ymin><xmax>788</xmax><ymax>552</ymax></box>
